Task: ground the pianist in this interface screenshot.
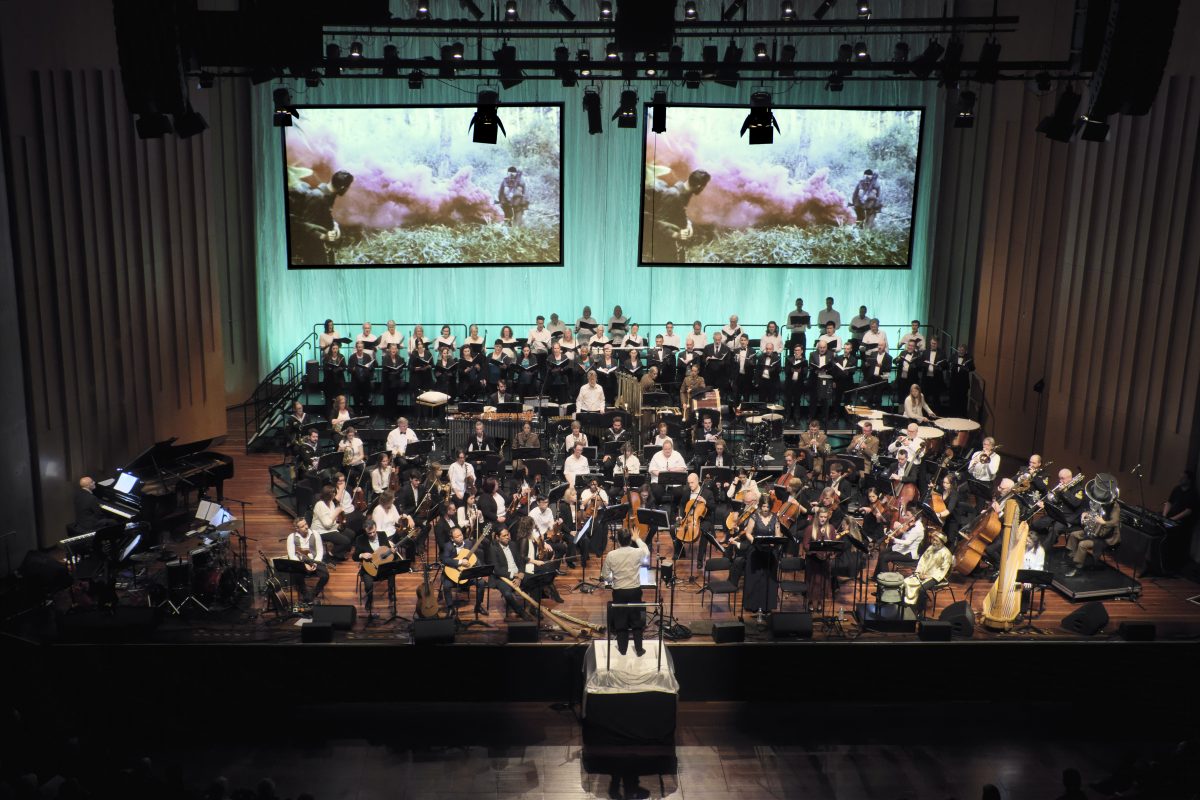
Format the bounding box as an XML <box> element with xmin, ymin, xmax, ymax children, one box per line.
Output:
<box><xmin>74</xmin><ymin>476</ymin><xmax>112</xmax><ymax>531</ymax></box>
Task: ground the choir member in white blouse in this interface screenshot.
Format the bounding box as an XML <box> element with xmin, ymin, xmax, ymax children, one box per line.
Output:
<box><xmin>433</xmin><ymin>325</ymin><xmax>456</xmax><ymax>353</ymax></box>
<box><xmin>379</xmin><ymin>319</ymin><xmax>404</xmax><ymax>353</ymax></box>
<box><xmin>623</xmin><ymin>322</ymin><xmax>645</xmax><ymax>349</ymax></box>
<box><xmin>355</xmin><ymin>321</ymin><xmax>378</xmax><ymax>352</ymax></box>
<box><xmin>319</xmin><ymin>319</ymin><xmax>340</xmax><ymax>355</ymax></box>
<box><xmin>760</xmin><ymin>321</ymin><xmax>784</xmax><ymax>354</ymax></box>
<box><xmin>685</xmin><ymin>321</ymin><xmax>707</xmax><ymax>352</ymax></box>
<box><xmin>661</xmin><ymin>321</ymin><xmax>681</xmax><ymax>349</ymax></box>
<box><xmin>410</xmin><ymin>324</ymin><xmax>429</xmax><ymax>352</ymax></box>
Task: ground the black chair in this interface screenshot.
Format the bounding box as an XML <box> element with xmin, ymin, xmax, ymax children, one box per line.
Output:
<box><xmin>700</xmin><ymin>557</ymin><xmax>740</xmax><ymax>618</ymax></box>
<box><xmin>778</xmin><ymin>556</ymin><xmax>809</xmax><ymax>610</ymax></box>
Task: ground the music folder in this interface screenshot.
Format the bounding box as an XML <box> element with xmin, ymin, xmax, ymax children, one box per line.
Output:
<box><xmin>404</xmin><ymin>439</ymin><xmax>435</xmax><ymax>456</ymax></box>
<box><xmin>701</xmin><ymin>466</ymin><xmax>734</xmax><ymax>485</ymax></box>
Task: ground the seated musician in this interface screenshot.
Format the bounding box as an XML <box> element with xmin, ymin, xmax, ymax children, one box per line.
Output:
<box><xmin>888</xmin><ymin>422</ymin><xmax>925</xmax><ymax>465</ymax></box>
<box><xmin>286</xmin><ymin>518</ymin><xmax>330</xmax><ymax>603</ymax></box>
<box><xmin>601</xmin><ymin>526</ymin><xmax>650</xmax><ymax>657</ymax></box>
<box><xmin>565</xmin><ymin>419</ymin><xmax>589</xmax><ymax>451</ymax></box>
<box><xmin>371</xmin><ymin>490</ymin><xmax>410</xmax><ymax>541</ymax></box>
<box><xmin>580</xmin><ymin>477</ymin><xmax>609</xmax><ymax>513</ymax></box>
<box><xmin>847</xmin><ymin>420</ymin><xmax>880</xmax><ymax>460</ymax></box>
<box><xmin>1030</xmin><ymin>468</ymin><xmax>1085</xmax><ymax>549</ymax></box>
<box><xmin>653</xmin><ymin>422</ymin><xmax>672</xmax><ymax>446</ymax></box>
<box><xmin>516</xmin><ymin>517</ymin><xmax>564</xmax><ymax>602</ymax></box>
<box><xmin>285</xmin><ymin>400</ymin><xmax>310</xmax><ymax>440</ymax></box>
<box><xmin>981</xmin><ymin>478</ymin><xmax>1019</xmax><ymax>573</ymax></box>
<box><xmin>386</xmin><ymin>416</ymin><xmax>419</xmax><ymax>467</ymax></box>
<box><xmin>513</xmin><ymin>420</ymin><xmax>540</xmax><ymax>456</ymax></box>
<box><xmin>467</xmin><ymin>420</ymin><xmax>493</xmax><ymax>453</ymax></box>
<box><xmin>781</xmin><ymin>449</ymin><xmax>807</xmax><ymax>482</ymax></box>
<box><xmin>797</xmin><ymin>419</ymin><xmax>831</xmax><ymax>477</ymax></box>
<box><xmin>648</xmin><ymin>437</ymin><xmax>687</xmax><ymax>505</ymax></box>
<box><xmin>558</xmin><ymin>487</ymin><xmax>584</xmax><ymax>567</ymax></box>
<box><xmin>638</xmin><ymin>365</ymin><xmax>660</xmax><ymax>395</ymax></box>
<box><xmin>369</xmin><ymin>453</ymin><xmax>394</xmax><ymax>499</ymax></box>
<box><xmin>309</xmin><ymin>485</ymin><xmax>351</xmax><ymax>562</ymax></box>
<box><xmin>490</xmin><ymin>379</ymin><xmax>516</xmax><ymax>405</ymax></box>
<box><xmin>705</xmin><ymin>438</ymin><xmax>733</xmax><ymax>469</ymax></box>
<box><xmin>489</xmin><ymin>527</ymin><xmax>534</xmax><ymax>620</ymax></box>
<box><xmin>355</xmin><ymin>519</ymin><xmax>396</xmax><ymax>615</ymax></box>
<box><xmin>73</xmin><ymin>476</ymin><xmax>111</xmax><ymax>532</ymax></box>
<box><xmin>876</xmin><ymin>506</ymin><xmax>924</xmax><ymax>575</ymax></box>
<box><xmin>440</xmin><ymin>526</ymin><xmax>489</xmax><ymax>616</ymax></box>
<box><xmin>608</xmin><ymin>441</ymin><xmax>641</xmax><ymax>477</ymax></box>
<box><xmin>398</xmin><ymin>471</ymin><xmax>426</xmax><ymax>519</ymax></box>
<box><xmin>904</xmin><ymin>531</ymin><xmax>953</xmax><ymax>616</ymax></box>
<box><xmin>434</xmin><ymin>500</ymin><xmax>458</xmax><ymax>552</ymax></box>
<box><xmin>826</xmin><ymin>461</ymin><xmax>856</xmax><ymax>506</ymax></box>
<box><xmin>858</xmin><ymin>486</ymin><xmax>888</xmax><ymax>543</ymax></box>
<box><xmin>727</xmin><ymin>467</ymin><xmax>761</xmax><ymax>510</ymax></box>
<box><xmin>477</xmin><ymin>476</ymin><xmax>509</xmax><ymax>529</ymax></box>
<box><xmin>890</xmin><ymin>449</ymin><xmax>918</xmax><ymax>488</ymax></box>
<box><xmin>294</xmin><ymin>428</ymin><xmax>323</xmax><ymax>481</ymax></box>
<box><xmin>337</xmin><ymin>425</ymin><xmax>366</xmax><ymax>485</ymax></box>
<box><xmin>965</xmin><ymin>437</ymin><xmax>1001</xmax><ymax>497</ymax></box>
<box><xmin>673</xmin><ymin>472</ymin><xmax>714</xmax><ymax>559</ymax></box>
<box><xmin>329</xmin><ymin>393</ymin><xmax>351</xmax><ymax>431</ymax></box>
<box><xmin>935</xmin><ymin>474</ymin><xmax>970</xmax><ymax>540</ymax></box>
<box><xmin>694</xmin><ymin>414</ymin><xmax>720</xmax><ymax>445</ymax></box>
<box><xmin>576</xmin><ymin>369</ymin><xmax>607</xmax><ymax>413</ymax></box>
<box><xmin>1065</xmin><ymin>478</ymin><xmax>1121</xmax><ymax>578</ymax></box>
<box><xmin>563</xmin><ymin>442</ymin><xmax>591</xmax><ymax>491</ymax></box>
<box><xmin>903</xmin><ymin>384</ymin><xmax>937</xmax><ymax>423</ymax></box>
<box><xmin>448</xmin><ymin>450</ymin><xmax>476</xmax><ymax>500</ymax></box>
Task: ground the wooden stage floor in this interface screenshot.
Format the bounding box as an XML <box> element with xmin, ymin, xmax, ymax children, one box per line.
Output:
<box><xmin>119</xmin><ymin>412</ymin><xmax>1200</xmax><ymax>645</ymax></box>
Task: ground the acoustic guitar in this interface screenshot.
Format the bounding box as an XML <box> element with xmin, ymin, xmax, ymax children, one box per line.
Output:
<box><xmin>414</xmin><ymin>562</ymin><xmax>441</xmax><ymax>618</ymax></box>
<box><xmin>442</xmin><ymin>523</ymin><xmax>493</xmax><ymax>585</ymax></box>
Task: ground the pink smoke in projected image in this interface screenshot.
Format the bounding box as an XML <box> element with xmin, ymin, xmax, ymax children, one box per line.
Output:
<box><xmin>287</xmin><ymin>132</ymin><xmax>500</xmax><ymax>227</ymax></box>
<box><xmin>649</xmin><ymin>129</ymin><xmax>855</xmax><ymax>229</ymax></box>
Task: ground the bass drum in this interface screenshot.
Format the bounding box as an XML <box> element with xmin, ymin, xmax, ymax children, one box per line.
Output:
<box><xmin>198</xmin><ymin>566</ymin><xmax>238</xmax><ymax>601</ymax></box>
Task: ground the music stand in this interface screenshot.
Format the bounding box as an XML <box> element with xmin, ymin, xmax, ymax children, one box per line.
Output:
<box><xmin>642</xmin><ymin>444</ymin><xmax>663</xmax><ymax>463</ymax></box>
<box><xmin>316</xmin><ymin>451</ymin><xmax>343</xmax><ymax>473</ymax></box>
<box><xmin>496</xmin><ymin>402</ymin><xmax>525</xmax><ymax>414</ymax></box>
<box><xmin>642</xmin><ymin>391</ymin><xmax>670</xmax><ymax>407</ymax></box>
<box><xmin>573</xmin><ymin>472</ymin><xmax>605</xmax><ymax>490</ymax></box>
<box><xmin>1015</xmin><ymin>568</ymin><xmax>1054</xmax><ymax>634</ymax></box>
<box><xmin>369</xmin><ymin>558</ymin><xmax>412</xmax><ymax>628</ymax></box>
<box><xmin>841</xmin><ymin>532</ymin><xmax>871</xmax><ymax>630</ymax></box>
<box><xmin>511</xmin><ymin>447</ymin><xmax>542</xmax><ymax>462</ymax></box>
<box><xmin>272</xmin><ymin>558</ymin><xmax>312</xmax><ymax>613</ymax></box>
<box><xmin>523</xmin><ymin>570</ymin><xmax>563</xmax><ymax>636</ymax></box>
<box><xmin>457</xmin><ymin>402</ymin><xmax>485</xmax><ymax>413</ymax></box>
<box><xmin>454</xmin><ymin>563</ymin><xmax>495</xmax><ymax>630</ymax></box>
<box><xmin>806</xmin><ymin>539</ymin><xmax>849</xmax><ymax>638</ymax></box>
<box><xmin>573</xmin><ymin>516</ymin><xmax>600</xmax><ymax>593</ymax></box>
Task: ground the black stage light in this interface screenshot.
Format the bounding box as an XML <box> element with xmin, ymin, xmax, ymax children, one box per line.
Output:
<box><xmin>137</xmin><ymin>113</ymin><xmax>173</xmax><ymax>139</ymax></box>
<box><xmin>613</xmin><ymin>88</ymin><xmax>638</xmax><ymax>128</ymax></box>
<box><xmin>606</xmin><ymin>41</ymin><xmax>619</xmax><ymax>61</ymax></box>
<box><xmin>440</xmin><ymin>41</ymin><xmax>464</xmax><ymax>77</ymax></box>
<box><xmin>651</xmin><ymin>89</ymin><xmax>667</xmax><ymax>133</ymax></box>
<box><xmin>494</xmin><ymin>44</ymin><xmax>524</xmax><ymax>89</ymax></box>
<box><xmin>578</xmin><ymin>49</ymin><xmax>592</xmax><ymax>76</ymax></box>
<box><xmin>754</xmin><ymin>42</ymin><xmax>769</xmax><ymax>62</ymax></box>
<box><xmin>304</xmin><ymin>71</ymin><xmax>321</xmax><ymax>88</ymax></box>
<box><xmin>683</xmin><ymin>1</ymin><xmax>698</xmax><ymax>20</ymax></box>
<box><xmin>645</xmin><ymin>52</ymin><xmax>658</xmax><ymax>77</ymax></box>
<box><xmin>954</xmin><ymin>89</ymin><xmax>976</xmax><ymax>128</ymax></box>
<box><xmin>550</xmin><ymin>0</ymin><xmax>575</xmax><ymax>21</ymax></box>
<box><xmin>583</xmin><ymin>87</ymin><xmax>603</xmax><ymax>134</ymax></box>
<box><xmin>684</xmin><ymin>70</ymin><xmax>701</xmax><ymax>88</ymax></box>
<box><xmin>854</xmin><ymin>41</ymin><xmax>869</xmax><ymax>62</ymax></box>
<box><xmin>459</xmin><ymin>0</ymin><xmax>484</xmax><ymax>20</ymax></box>
<box><xmin>469</xmin><ymin>89</ymin><xmax>505</xmax><ymax>144</ymax></box>
<box><xmin>668</xmin><ymin>44</ymin><xmax>684</xmax><ymax>80</ymax></box>
<box><xmin>408</xmin><ymin>69</ymin><xmax>424</xmax><ymax>89</ymax></box>
<box><xmin>325</xmin><ymin>43</ymin><xmax>341</xmax><ymax>77</ymax></box>
<box><xmin>825</xmin><ymin>71</ymin><xmax>843</xmax><ymax>91</ymax></box>
<box><xmin>382</xmin><ymin>44</ymin><xmax>400</xmax><ymax>77</ymax></box>
<box><xmin>722</xmin><ymin>0</ymin><xmax>744</xmax><ymax>21</ymax></box>
<box><xmin>702</xmin><ymin>44</ymin><xmax>718</xmax><ymax>79</ymax></box>
<box><xmin>598</xmin><ymin>1</ymin><xmax>612</xmax><ymax>20</ymax></box>
<box><xmin>174</xmin><ymin>105</ymin><xmax>208</xmax><ymax>139</ymax></box>
<box><xmin>415</xmin><ymin>1</ymin><xmax>431</xmax><ymax>20</ymax></box>
<box><xmin>740</xmin><ymin>91</ymin><xmax>779</xmax><ymax>144</ymax></box>
<box><xmin>555</xmin><ymin>46</ymin><xmax>578</xmax><ymax>86</ymax></box>
<box><xmin>1036</xmin><ymin>85</ymin><xmax>1082</xmax><ymax>142</ymax></box>
<box><xmin>975</xmin><ymin>38</ymin><xmax>1001</xmax><ymax>84</ymax></box>
<box><xmin>813</xmin><ymin>0</ymin><xmax>836</xmax><ymax>20</ymax></box>
<box><xmin>272</xmin><ymin>88</ymin><xmax>298</xmax><ymax>128</ymax></box>
<box><xmin>892</xmin><ymin>41</ymin><xmax>910</xmax><ymax>74</ymax></box>
<box><xmin>938</xmin><ymin>35</ymin><xmax>964</xmax><ymax>87</ymax></box>
<box><xmin>908</xmin><ymin>38</ymin><xmax>944</xmax><ymax>79</ymax></box>
<box><xmin>716</xmin><ymin>40</ymin><xmax>741</xmax><ymax>88</ymax></box>
<box><xmin>197</xmin><ymin>71</ymin><xmax>215</xmax><ymax>89</ymax></box>
<box><xmin>505</xmin><ymin>1</ymin><xmax>518</xmax><ymax>21</ymax></box>
<box><xmin>349</xmin><ymin>41</ymin><xmax>363</xmax><ymax>58</ymax></box>
<box><xmin>835</xmin><ymin>42</ymin><xmax>853</xmax><ymax>77</ymax></box>
<box><xmin>780</xmin><ymin>1</ymin><xmax>795</xmax><ymax>21</ymax></box>
<box><xmin>779</xmin><ymin>43</ymin><xmax>796</xmax><ymax>77</ymax></box>
<box><xmin>856</xmin><ymin>0</ymin><xmax>870</xmax><ymax>20</ymax></box>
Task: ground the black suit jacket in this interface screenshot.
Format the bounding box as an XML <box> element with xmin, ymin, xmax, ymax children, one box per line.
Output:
<box><xmin>488</xmin><ymin>540</ymin><xmax>528</xmax><ymax>583</ymax></box>
<box><xmin>862</xmin><ymin>352</ymin><xmax>893</xmax><ymax>382</ymax></box>
<box><xmin>440</xmin><ymin>538</ymin><xmax>478</xmax><ymax>567</ymax></box>
<box><xmin>74</xmin><ymin>488</ymin><xmax>107</xmax><ymax>531</ymax></box>
<box><xmin>477</xmin><ymin>493</ymin><xmax>506</xmax><ymax>525</ymax></box>
<box><xmin>398</xmin><ymin>484</ymin><xmax>427</xmax><ymax>515</ymax></box>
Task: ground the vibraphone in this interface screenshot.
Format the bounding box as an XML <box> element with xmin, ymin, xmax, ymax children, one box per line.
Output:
<box><xmin>447</xmin><ymin>412</ymin><xmax>535</xmax><ymax>455</ymax></box>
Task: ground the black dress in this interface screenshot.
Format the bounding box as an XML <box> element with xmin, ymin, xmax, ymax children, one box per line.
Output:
<box><xmin>739</xmin><ymin>514</ymin><xmax>781</xmax><ymax>612</ymax></box>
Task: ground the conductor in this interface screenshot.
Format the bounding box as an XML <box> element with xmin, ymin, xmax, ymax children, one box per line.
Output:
<box><xmin>602</xmin><ymin>528</ymin><xmax>649</xmax><ymax>657</ymax></box>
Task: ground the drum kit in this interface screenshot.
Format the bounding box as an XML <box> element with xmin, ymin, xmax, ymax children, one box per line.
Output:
<box><xmin>743</xmin><ymin>405</ymin><xmax>785</xmax><ymax>459</ymax></box>
<box><xmin>159</xmin><ymin>517</ymin><xmax>247</xmax><ymax>614</ymax></box>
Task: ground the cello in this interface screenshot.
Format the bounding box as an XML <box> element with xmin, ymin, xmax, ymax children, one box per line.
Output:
<box><xmin>676</xmin><ymin>478</ymin><xmax>710</xmax><ymax>544</ymax></box>
<box><xmin>980</xmin><ymin>498</ymin><xmax>1027</xmax><ymax>631</ymax></box>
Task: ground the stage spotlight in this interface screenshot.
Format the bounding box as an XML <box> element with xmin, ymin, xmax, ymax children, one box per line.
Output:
<box><xmin>494</xmin><ymin>44</ymin><xmax>524</xmax><ymax>89</ymax></box>
<box><xmin>613</xmin><ymin>88</ymin><xmax>639</xmax><ymax>129</ymax></box>
<box><xmin>813</xmin><ymin>0</ymin><xmax>836</xmax><ymax>20</ymax></box>
<box><xmin>954</xmin><ymin>89</ymin><xmax>976</xmax><ymax>128</ymax></box>
<box><xmin>439</xmin><ymin>43</ymin><xmax>463</xmax><ymax>77</ymax></box>
<box><xmin>835</xmin><ymin>43</ymin><xmax>853</xmax><ymax>77</ymax></box>
<box><xmin>550</xmin><ymin>0</ymin><xmax>575</xmax><ymax>20</ymax></box>
<box><xmin>408</xmin><ymin>70</ymin><xmax>424</xmax><ymax>89</ymax></box>
<box><xmin>173</xmin><ymin>105</ymin><xmax>208</xmax><ymax>139</ymax></box>
<box><xmin>974</xmin><ymin>38</ymin><xmax>1001</xmax><ymax>84</ymax></box>
<box><xmin>740</xmin><ymin>91</ymin><xmax>779</xmax><ymax>145</ymax></box>
<box><xmin>716</xmin><ymin>40</ymin><xmax>741</xmax><ymax>88</ymax></box>
<box><xmin>469</xmin><ymin>89</ymin><xmax>505</xmax><ymax>144</ymax></box>
<box><xmin>598</xmin><ymin>1</ymin><xmax>612</xmax><ymax>20</ymax></box>
<box><xmin>136</xmin><ymin>113</ymin><xmax>173</xmax><ymax>139</ymax></box>
<box><xmin>683</xmin><ymin>1</ymin><xmax>698</xmax><ymax>20</ymax></box>
<box><xmin>415</xmin><ymin>1</ymin><xmax>431</xmax><ymax>20</ymax></box>
<box><xmin>349</xmin><ymin>41</ymin><xmax>363</xmax><ymax>58</ymax></box>
<box><xmin>606</xmin><ymin>41</ymin><xmax>619</xmax><ymax>61</ymax></box>
<box><xmin>779</xmin><ymin>43</ymin><xmax>796</xmax><ymax>77</ymax></box>
<box><xmin>908</xmin><ymin>38</ymin><xmax>944</xmax><ymax>79</ymax></box>
<box><xmin>702</xmin><ymin>45</ymin><xmax>718</xmax><ymax>79</ymax></box>
<box><xmin>505</xmin><ymin>1</ymin><xmax>518</xmax><ymax>20</ymax></box>
<box><xmin>1036</xmin><ymin>85</ymin><xmax>1082</xmax><ymax>142</ymax></box>
<box><xmin>325</xmin><ymin>43</ymin><xmax>341</xmax><ymax>77</ymax></box>
<box><xmin>856</xmin><ymin>0</ymin><xmax>870</xmax><ymax>20</ymax></box>
<box><xmin>383</xmin><ymin>44</ymin><xmax>400</xmax><ymax>77</ymax></box>
<box><xmin>304</xmin><ymin>71</ymin><xmax>322</xmax><ymax>88</ymax></box>
<box><xmin>723</xmin><ymin>0</ymin><xmax>744</xmax><ymax>21</ymax></box>
<box><xmin>1031</xmin><ymin>71</ymin><xmax>1052</xmax><ymax>94</ymax></box>
<box><xmin>938</xmin><ymin>35</ymin><xmax>964</xmax><ymax>87</ymax></box>
<box><xmin>459</xmin><ymin>0</ymin><xmax>484</xmax><ymax>20</ymax></box>
<box><xmin>854</xmin><ymin>41</ymin><xmax>869</xmax><ymax>62</ymax></box>
<box><xmin>754</xmin><ymin>42</ymin><xmax>769</xmax><ymax>62</ymax></box>
<box><xmin>555</xmin><ymin>46</ymin><xmax>578</xmax><ymax>86</ymax></box>
<box><xmin>645</xmin><ymin>52</ymin><xmax>658</xmax><ymax>77</ymax></box>
<box><xmin>578</xmin><ymin>49</ymin><xmax>592</xmax><ymax>76</ymax></box>
<box><xmin>825</xmin><ymin>72</ymin><xmax>844</xmax><ymax>91</ymax></box>
<box><xmin>197</xmin><ymin>71</ymin><xmax>215</xmax><ymax>89</ymax></box>
<box><xmin>583</xmin><ymin>87</ymin><xmax>603</xmax><ymax>134</ymax></box>
<box><xmin>780</xmin><ymin>1</ymin><xmax>796</xmax><ymax>21</ymax></box>
<box><xmin>272</xmin><ymin>88</ymin><xmax>298</xmax><ymax>128</ymax></box>
<box><xmin>667</xmin><ymin>44</ymin><xmax>684</xmax><ymax>80</ymax></box>
<box><xmin>1077</xmin><ymin>114</ymin><xmax>1110</xmax><ymax>142</ymax></box>
<box><xmin>892</xmin><ymin>41</ymin><xmax>910</xmax><ymax>74</ymax></box>
<box><xmin>684</xmin><ymin>70</ymin><xmax>701</xmax><ymax>88</ymax></box>
<box><xmin>651</xmin><ymin>89</ymin><xmax>667</xmax><ymax>133</ymax></box>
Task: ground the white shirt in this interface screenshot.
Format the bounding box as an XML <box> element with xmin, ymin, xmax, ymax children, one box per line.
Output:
<box><xmin>903</xmin><ymin>396</ymin><xmax>936</xmax><ymax>422</ymax></box>
<box><xmin>888</xmin><ymin>435</ymin><xmax>925</xmax><ymax>464</ymax></box>
<box><xmin>434</xmin><ymin>335</ymin><xmax>457</xmax><ymax>352</ymax></box>
<box><xmin>331</xmin><ymin>408</ymin><xmax>351</xmax><ymax>428</ymax></box>
<box><xmin>685</xmin><ymin>332</ymin><xmax>707</xmax><ymax>351</ymax></box>
<box><xmin>615</xmin><ymin>455</ymin><xmax>641</xmax><ymax>473</ymax></box>
<box><xmin>602</xmin><ymin>536</ymin><xmax>649</xmax><ymax>589</ymax></box>
<box><xmin>722</xmin><ymin>326</ymin><xmax>743</xmax><ymax>348</ymax></box>
<box><xmin>379</xmin><ymin>329</ymin><xmax>404</xmax><ymax>353</ymax></box>
<box><xmin>581</xmin><ymin>487</ymin><xmax>609</xmax><ymax>508</ymax></box>
<box><xmin>576</xmin><ymin>383</ymin><xmax>606</xmax><ymax>413</ymax></box>
<box><xmin>529</xmin><ymin>505</ymin><xmax>555</xmax><ymax>537</ymax></box>
<box><xmin>498</xmin><ymin>543</ymin><xmax>521</xmax><ymax>580</ymax></box>
<box><xmin>386</xmin><ymin>427</ymin><xmax>418</xmax><ymax>455</ymax></box>
<box><xmin>319</xmin><ymin>331</ymin><xmax>340</xmax><ymax>354</ymax></box>
<box><xmin>527</xmin><ymin>327</ymin><xmax>552</xmax><ymax>354</ymax></box>
<box><xmin>662</xmin><ymin>332</ymin><xmax>681</xmax><ymax>348</ymax></box>
<box><xmin>336</xmin><ymin>488</ymin><xmax>353</xmax><ymax>515</ymax></box>
<box><xmin>564</xmin><ymin>432</ymin><xmax>588</xmax><ymax>450</ymax></box>
<box><xmin>370</xmin><ymin>466</ymin><xmax>393</xmax><ymax>494</ymax></box>
<box><xmin>760</xmin><ymin>334</ymin><xmax>784</xmax><ymax>354</ymax></box>
<box><xmin>861</xmin><ymin>330</ymin><xmax>888</xmax><ymax>354</ymax></box>
<box><xmin>338</xmin><ymin>436</ymin><xmax>364</xmax><ymax>466</ymax></box>
<box><xmin>372</xmin><ymin>503</ymin><xmax>401</xmax><ymax>536</ymax></box>
<box><xmin>648</xmin><ymin>450</ymin><xmax>687</xmax><ymax>483</ymax></box>
<box><xmin>891</xmin><ymin>518</ymin><xmax>925</xmax><ymax>558</ymax></box>
<box><xmin>287</xmin><ymin>530</ymin><xmax>325</xmax><ymax>562</ymax></box>
<box><xmin>1022</xmin><ymin>544</ymin><xmax>1046</xmax><ymax>572</ymax></box>
<box><xmin>563</xmin><ymin>454</ymin><xmax>590</xmax><ymax>487</ymax></box>
<box><xmin>818</xmin><ymin>333</ymin><xmax>841</xmax><ymax>351</ymax></box>
<box><xmin>448</xmin><ymin>461</ymin><xmax>475</xmax><ymax>497</ymax></box>
<box><xmin>848</xmin><ymin>315</ymin><xmax>871</xmax><ymax>336</ymax></box>
<box><xmin>967</xmin><ymin>451</ymin><xmax>1000</xmax><ymax>482</ymax></box>
<box><xmin>817</xmin><ymin>308</ymin><xmax>841</xmax><ymax>329</ymax></box>
<box><xmin>898</xmin><ymin>351</ymin><xmax>918</xmax><ymax>377</ymax></box>
<box><xmin>310</xmin><ymin>501</ymin><xmax>339</xmax><ymax>536</ymax></box>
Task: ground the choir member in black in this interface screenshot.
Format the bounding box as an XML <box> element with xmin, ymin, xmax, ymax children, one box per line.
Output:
<box><xmin>348</xmin><ymin>341</ymin><xmax>376</xmax><ymax>413</ymax></box>
<box><xmin>354</xmin><ymin>519</ymin><xmax>396</xmax><ymax>616</ymax></box>
<box><xmin>488</xmin><ymin>527</ymin><xmax>534</xmax><ymax>620</ymax></box>
<box><xmin>730</xmin><ymin>496</ymin><xmax>781</xmax><ymax>614</ymax></box>
<box><xmin>947</xmin><ymin>344</ymin><xmax>975</xmax><ymax>416</ymax></box>
<box><xmin>621</xmin><ymin>348</ymin><xmax>642</xmax><ymax>380</ymax></box>
<box><xmin>489</xmin><ymin>379</ymin><xmax>516</xmax><ymax>405</ymax></box>
<box><xmin>729</xmin><ymin>334</ymin><xmax>755</xmax><ymax>404</ymax></box>
<box><xmin>893</xmin><ymin>340</ymin><xmax>921</xmax><ymax>411</ymax></box>
<box><xmin>545</xmin><ymin>345</ymin><xmax>571</xmax><ymax>403</ymax></box>
<box><xmin>755</xmin><ymin>344</ymin><xmax>781</xmax><ymax>404</ymax></box>
<box><xmin>408</xmin><ymin>340</ymin><xmax>433</xmax><ymax>393</ymax></box>
<box><xmin>573</xmin><ymin>350</ymin><xmax>594</xmax><ymax>393</ymax></box>
<box><xmin>466</xmin><ymin>420</ymin><xmax>492</xmax><ymax>453</ymax></box>
<box><xmin>485</xmin><ymin>342</ymin><xmax>510</xmax><ymax>391</ymax></box>
<box><xmin>702</xmin><ymin>332</ymin><xmax>730</xmax><ymax>395</ymax></box>
<box><xmin>861</xmin><ymin>345</ymin><xmax>893</xmax><ymax>409</ymax></box>
<box><xmin>808</xmin><ymin>340</ymin><xmax>836</xmax><ymax>427</ymax></box>
<box><xmin>804</xmin><ymin>506</ymin><xmax>842</xmax><ymax>613</ymax></box>
<box><xmin>440</xmin><ymin>527</ymin><xmax>488</xmax><ymax>616</ymax></box>
<box><xmin>513</xmin><ymin>344</ymin><xmax>539</xmax><ymax>398</ymax></box>
<box><xmin>433</xmin><ymin>347</ymin><xmax>458</xmax><ymax>398</ymax></box>
<box><xmin>918</xmin><ymin>337</ymin><xmax>947</xmax><ymax>405</ymax></box>
<box><xmin>380</xmin><ymin>343</ymin><xmax>406</xmax><ymax>416</ymax></box>
<box><xmin>457</xmin><ymin>345</ymin><xmax>482</xmax><ymax>401</ymax></box>
<box><xmin>783</xmin><ymin>344</ymin><xmax>807</xmax><ymax>424</ymax></box>
<box><xmin>294</xmin><ymin>428</ymin><xmax>323</xmax><ymax>481</ymax></box>
<box><xmin>593</xmin><ymin>344</ymin><xmax>620</xmax><ymax>400</ymax></box>
<box><xmin>321</xmin><ymin>341</ymin><xmax>348</xmax><ymax>407</ymax></box>
<box><xmin>648</xmin><ymin>335</ymin><xmax>677</xmax><ymax>387</ymax></box>
<box><xmin>832</xmin><ymin>340</ymin><xmax>857</xmax><ymax>410</ymax></box>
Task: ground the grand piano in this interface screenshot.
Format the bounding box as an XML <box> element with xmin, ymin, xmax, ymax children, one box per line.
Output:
<box><xmin>93</xmin><ymin>437</ymin><xmax>234</xmax><ymax>531</ymax></box>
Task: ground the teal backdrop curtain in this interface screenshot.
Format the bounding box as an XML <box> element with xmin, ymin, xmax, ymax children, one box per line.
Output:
<box><xmin>251</xmin><ymin>0</ymin><xmax>949</xmax><ymax>368</ymax></box>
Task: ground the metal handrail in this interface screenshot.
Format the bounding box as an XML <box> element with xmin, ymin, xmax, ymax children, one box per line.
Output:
<box><xmin>243</xmin><ymin>332</ymin><xmax>316</xmax><ymax>451</ymax></box>
<box><xmin>312</xmin><ymin>322</ymin><xmax>469</xmax><ymax>350</ymax></box>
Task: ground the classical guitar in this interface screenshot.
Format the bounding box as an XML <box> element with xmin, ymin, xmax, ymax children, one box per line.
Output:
<box><xmin>442</xmin><ymin>523</ymin><xmax>493</xmax><ymax>585</ymax></box>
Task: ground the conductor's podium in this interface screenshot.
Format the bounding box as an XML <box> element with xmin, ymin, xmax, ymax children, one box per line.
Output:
<box><xmin>582</xmin><ymin>639</ymin><xmax>679</xmax><ymax>746</ymax></box>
